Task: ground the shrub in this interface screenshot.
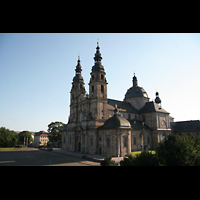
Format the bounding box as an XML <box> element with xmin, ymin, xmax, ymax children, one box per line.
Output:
<box><xmin>156</xmin><ymin>134</ymin><xmax>200</xmax><ymax>166</ymax></box>
<box><xmin>120</xmin><ymin>151</ymin><xmax>159</xmax><ymax>166</ymax></box>
<box><xmin>100</xmin><ymin>156</ymin><xmax>118</xmax><ymax>166</ymax></box>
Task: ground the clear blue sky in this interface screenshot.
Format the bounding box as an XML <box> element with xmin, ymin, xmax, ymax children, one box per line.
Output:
<box><xmin>1</xmin><ymin>33</ymin><xmax>200</xmax><ymax>132</ymax></box>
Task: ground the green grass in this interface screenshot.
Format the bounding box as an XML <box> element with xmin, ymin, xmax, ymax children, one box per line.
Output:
<box><xmin>0</xmin><ymin>146</ymin><xmax>26</xmax><ymax>150</ymax></box>
<box><xmin>131</xmin><ymin>150</ymin><xmax>155</xmax><ymax>156</ymax></box>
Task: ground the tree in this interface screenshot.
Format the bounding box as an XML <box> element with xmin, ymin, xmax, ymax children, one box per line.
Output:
<box><xmin>120</xmin><ymin>151</ymin><xmax>159</xmax><ymax>166</ymax></box>
<box><xmin>156</xmin><ymin>134</ymin><xmax>200</xmax><ymax>166</ymax></box>
<box><xmin>18</xmin><ymin>131</ymin><xmax>33</xmax><ymax>145</ymax></box>
<box><xmin>100</xmin><ymin>156</ymin><xmax>118</xmax><ymax>166</ymax></box>
<box><xmin>47</xmin><ymin>121</ymin><xmax>65</xmax><ymax>147</ymax></box>
<box><xmin>0</xmin><ymin>127</ymin><xmax>19</xmax><ymax>147</ymax></box>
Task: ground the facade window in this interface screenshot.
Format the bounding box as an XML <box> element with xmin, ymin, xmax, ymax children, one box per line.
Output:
<box><xmin>128</xmin><ymin>114</ymin><xmax>131</xmax><ymax>120</ymax></box>
<box><xmin>80</xmin><ymin>113</ymin><xmax>82</xmax><ymax>122</ymax></box>
<box><xmin>136</xmin><ymin>100</ymin><xmax>140</xmax><ymax>109</ymax></box>
<box><xmin>101</xmin><ymin>85</ymin><xmax>104</xmax><ymax>92</ymax></box>
<box><xmin>92</xmin><ymin>75</ymin><xmax>94</xmax><ymax>80</ymax></box>
<box><xmin>101</xmin><ymin>74</ymin><xmax>104</xmax><ymax>80</ymax></box>
<box><xmin>134</xmin><ymin>137</ymin><xmax>136</xmax><ymax>145</ymax></box>
<box><xmin>92</xmin><ymin>85</ymin><xmax>94</xmax><ymax>93</ymax></box>
<box><xmin>107</xmin><ymin>137</ymin><xmax>110</xmax><ymax>148</ymax></box>
<box><xmin>161</xmin><ymin>120</ymin><xmax>166</xmax><ymax>126</ymax></box>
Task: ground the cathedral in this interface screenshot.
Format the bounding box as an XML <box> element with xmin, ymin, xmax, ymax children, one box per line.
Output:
<box><xmin>62</xmin><ymin>42</ymin><xmax>173</xmax><ymax>157</ymax></box>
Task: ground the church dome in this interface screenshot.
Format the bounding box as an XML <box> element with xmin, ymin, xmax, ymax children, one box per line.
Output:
<box><xmin>124</xmin><ymin>86</ymin><xmax>148</xmax><ymax>99</ymax></box>
<box><xmin>124</xmin><ymin>74</ymin><xmax>148</xmax><ymax>99</ymax></box>
<box><xmin>99</xmin><ymin>107</ymin><xmax>131</xmax><ymax>130</ymax></box>
<box><xmin>102</xmin><ymin>115</ymin><xmax>131</xmax><ymax>129</ymax></box>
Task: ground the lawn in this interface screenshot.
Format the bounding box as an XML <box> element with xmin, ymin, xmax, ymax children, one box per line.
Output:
<box><xmin>131</xmin><ymin>150</ymin><xmax>155</xmax><ymax>156</ymax></box>
<box><xmin>0</xmin><ymin>146</ymin><xmax>26</xmax><ymax>150</ymax></box>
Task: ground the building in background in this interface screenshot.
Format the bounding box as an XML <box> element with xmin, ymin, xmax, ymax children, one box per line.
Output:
<box><xmin>34</xmin><ymin>131</ymin><xmax>49</xmax><ymax>147</ymax></box>
<box><xmin>171</xmin><ymin>120</ymin><xmax>200</xmax><ymax>140</ymax></box>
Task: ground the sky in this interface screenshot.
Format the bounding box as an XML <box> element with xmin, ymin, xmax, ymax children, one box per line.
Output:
<box><xmin>1</xmin><ymin>33</ymin><xmax>200</xmax><ymax>132</ymax></box>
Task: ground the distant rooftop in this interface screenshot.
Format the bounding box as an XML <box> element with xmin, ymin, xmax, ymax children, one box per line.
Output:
<box><xmin>171</xmin><ymin>120</ymin><xmax>200</xmax><ymax>132</ymax></box>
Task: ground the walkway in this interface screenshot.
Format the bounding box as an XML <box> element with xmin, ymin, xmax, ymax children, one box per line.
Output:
<box><xmin>52</xmin><ymin>148</ymin><xmax>124</xmax><ymax>164</ymax></box>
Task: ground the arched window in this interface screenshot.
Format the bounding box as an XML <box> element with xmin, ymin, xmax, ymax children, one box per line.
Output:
<box><xmin>136</xmin><ymin>100</ymin><xmax>140</xmax><ymax>109</ymax></box>
<box><xmin>107</xmin><ymin>137</ymin><xmax>110</xmax><ymax>148</ymax></box>
<box><xmin>101</xmin><ymin>85</ymin><xmax>104</xmax><ymax>92</ymax></box>
<box><xmin>161</xmin><ymin>120</ymin><xmax>166</xmax><ymax>126</ymax></box>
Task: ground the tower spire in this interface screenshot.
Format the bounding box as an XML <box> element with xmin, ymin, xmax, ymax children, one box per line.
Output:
<box><xmin>155</xmin><ymin>91</ymin><xmax>161</xmax><ymax>105</ymax></box>
<box><xmin>72</xmin><ymin>55</ymin><xmax>84</xmax><ymax>83</ymax></box>
<box><xmin>133</xmin><ymin>73</ymin><xmax>138</xmax><ymax>87</ymax></box>
<box><xmin>92</xmin><ymin>42</ymin><xmax>104</xmax><ymax>72</ymax></box>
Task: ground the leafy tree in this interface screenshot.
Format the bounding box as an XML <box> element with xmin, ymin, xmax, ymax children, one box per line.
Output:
<box><xmin>0</xmin><ymin>127</ymin><xmax>19</xmax><ymax>147</ymax></box>
<box><xmin>100</xmin><ymin>156</ymin><xmax>118</xmax><ymax>166</ymax></box>
<box><xmin>120</xmin><ymin>151</ymin><xmax>159</xmax><ymax>166</ymax></box>
<box><xmin>156</xmin><ymin>134</ymin><xmax>200</xmax><ymax>166</ymax></box>
<box><xmin>18</xmin><ymin>131</ymin><xmax>33</xmax><ymax>145</ymax></box>
<box><xmin>47</xmin><ymin>121</ymin><xmax>65</xmax><ymax>147</ymax></box>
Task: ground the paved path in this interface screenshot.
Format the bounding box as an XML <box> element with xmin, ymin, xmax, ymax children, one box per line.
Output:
<box><xmin>53</xmin><ymin>148</ymin><xmax>124</xmax><ymax>164</ymax></box>
<box><xmin>0</xmin><ymin>148</ymin><xmax>100</xmax><ymax>166</ymax></box>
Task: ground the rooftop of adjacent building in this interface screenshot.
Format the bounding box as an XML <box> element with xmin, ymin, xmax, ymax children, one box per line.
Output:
<box><xmin>171</xmin><ymin>120</ymin><xmax>200</xmax><ymax>132</ymax></box>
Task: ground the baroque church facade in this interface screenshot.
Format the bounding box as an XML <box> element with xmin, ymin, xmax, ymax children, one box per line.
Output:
<box><xmin>62</xmin><ymin>42</ymin><xmax>173</xmax><ymax>157</ymax></box>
